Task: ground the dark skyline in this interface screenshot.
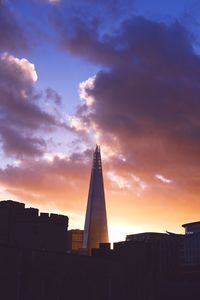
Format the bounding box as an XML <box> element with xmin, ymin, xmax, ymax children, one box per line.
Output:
<box><xmin>0</xmin><ymin>198</ymin><xmax>200</xmax><ymax>299</ymax></box>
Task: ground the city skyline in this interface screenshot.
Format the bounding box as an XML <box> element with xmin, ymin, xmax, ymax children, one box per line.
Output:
<box><xmin>0</xmin><ymin>0</ymin><xmax>200</xmax><ymax>243</ymax></box>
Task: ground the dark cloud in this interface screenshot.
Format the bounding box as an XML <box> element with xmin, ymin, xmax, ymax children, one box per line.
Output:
<box><xmin>54</xmin><ymin>15</ymin><xmax>197</xmax><ymax>66</ymax></box>
<box><xmin>56</xmin><ymin>16</ymin><xmax>200</xmax><ymax>192</ymax></box>
<box><xmin>0</xmin><ymin>1</ymin><xmax>28</xmax><ymax>52</ymax></box>
<box><xmin>49</xmin><ymin>0</ymin><xmax>135</xmax><ymax>62</ymax></box>
<box><xmin>0</xmin><ymin>125</ymin><xmax>46</xmax><ymax>158</ymax></box>
<box><xmin>50</xmin><ymin>0</ymin><xmax>135</xmax><ymax>19</ymax></box>
<box><xmin>45</xmin><ymin>88</ymin><xmax>62</xmax><ymax>105</ymax></box>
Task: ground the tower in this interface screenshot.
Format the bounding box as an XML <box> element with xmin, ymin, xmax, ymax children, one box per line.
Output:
<box><xmin>83</xmin><ymin>145</ymin><xmax>109</xmax><ymax>252</ymax></box>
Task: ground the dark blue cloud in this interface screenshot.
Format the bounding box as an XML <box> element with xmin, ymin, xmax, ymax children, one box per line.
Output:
<box><xmin>54</xmin><ymin>14</ymin><xmax>200</xmax><ymax>191</ymax></box>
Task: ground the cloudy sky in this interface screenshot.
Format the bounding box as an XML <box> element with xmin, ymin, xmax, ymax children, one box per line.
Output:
<box><xmin>1</xmin><ymin>0</ymin><xmax>200</xmax><ymax>242</ymax></box>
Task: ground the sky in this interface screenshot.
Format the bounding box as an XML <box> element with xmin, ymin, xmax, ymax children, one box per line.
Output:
<box><xmin>1</xmin><ymin>0</ymin><xmax>200</xmax><ymax>243</ymax></box>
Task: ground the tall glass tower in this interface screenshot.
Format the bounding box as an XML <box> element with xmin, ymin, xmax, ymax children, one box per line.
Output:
<box><xmin>83</xmin><ymin>145</ymin><xmax>109</xmax><ymax>252</ymax></box>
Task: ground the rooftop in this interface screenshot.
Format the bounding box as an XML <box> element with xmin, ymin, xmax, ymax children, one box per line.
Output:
<box><xmin>182</xmin><ymin>222</ymin><xmax>200</xmax><ymax>228</ymax></box>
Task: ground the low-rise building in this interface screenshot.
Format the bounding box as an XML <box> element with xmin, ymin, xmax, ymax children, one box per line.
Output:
<box><xmin>182</xmin><ymin>222</ymin><xmax>200</xmax><ymax>266</ymax></box>
<box><xmin>0</xmin><ymin>200</ymin><xmax>69</xmax><ymax>252</ymax></box>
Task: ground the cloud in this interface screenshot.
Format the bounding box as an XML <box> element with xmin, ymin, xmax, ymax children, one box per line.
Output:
<box><xmin>0</xmin><ymin>125</ymin><xmax>46</xmax><ymax>158</ymax></box>
<box><xmin>107</xmin><ymin>171</ymin><xmax>132</xmax><ymax>189</ymax></box>
<box><xmin>0</xmin><ymin>53</ymin><xmax>38</xmax><ymax>82</ymax></box>
<box><xmin>45</xmin><ymin>88</ymin><xmax>62</xmax><ymax>105</ymax></box>
<box><xmin>55</xmin><ymin>16</ymin><xmax>200</xmax><ymax>196</ymax></box>
<box><xmin>48</xmin><ymin>0</ymin><xmax>61</xmax><ymax>3</ymax></box>
<box><xmin>50</xmin><ymin>0</ymin><xmax>135</xmax><ymax>20</ymax></box>
<box><xmin>79</xmin><ymin>75</ymin><xmax>96</xmax><ymax>107</ymax></box>
<box><xmin>0</xmin><ymin>151</ymin><xmax>92</xmax><ymax>211</ymax></box>
<box><xmin>33</xmin><ymin>0</ymin><xmax>62</xmax><ymax>4</ymax></box>
<box><xmin>49</xmin><ymin>0</ymin><xmax>136</xmax><ymax>62</ymax></box>
<box><xmin>0</xmin><ymin>53</ymin><xmax>67</xmax><ymax>158</ymax></box>
<box><xmin>155</xmin><ymin>174</ymin><xmax>172</xmax><ymax>184</ymax></box>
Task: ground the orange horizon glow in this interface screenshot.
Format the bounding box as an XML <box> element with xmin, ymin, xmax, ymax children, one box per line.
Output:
<box><xmin>0</xmin><ymin>155</ymin><xmax>195</xmax><ymax>245</ymax></box>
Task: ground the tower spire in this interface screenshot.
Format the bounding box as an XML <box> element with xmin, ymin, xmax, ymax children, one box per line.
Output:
<box><xmin>83</xmin><ymin>145</ymin><xmax>109</xmax><ymax>252</ymax></box>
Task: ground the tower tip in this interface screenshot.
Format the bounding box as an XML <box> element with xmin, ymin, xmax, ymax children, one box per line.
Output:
<box><xmin>95</xmin><ymin>144</ymin><xmax>101</xmax><ymax>152</ymax></box>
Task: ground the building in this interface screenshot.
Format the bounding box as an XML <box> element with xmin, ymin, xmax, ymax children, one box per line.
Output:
<box><xmin>0</xmin><ymin>201</ymin><xmax>199</xmax><ymax>299</ymax></box>
<box><xmin>124</xmin><ymin>232</ymin><xmax>182</xmax><ymax>276</ymax></box>
<box><xmin>83</xmin><ymin>145</ymin><xmax>109</xmax><ymax>253</ymax></box>
<box><xmin>67</xmin><ymin>229</ymin><xmax>83</xmax><ymax>253</ymax></box>
<box><xmin>0</xmin><ymin>200</ymin><xmax>69</xmax><ymax>252</ymax></box>
<box><xmin>182</xmin><ymin>222</ymin><xmax>200</xmax><ymax>266</ymax></box>
<box><xmin>182</xmin><ymin>221</ymin><xmax>200</xmax><ymax>234</ymax></box>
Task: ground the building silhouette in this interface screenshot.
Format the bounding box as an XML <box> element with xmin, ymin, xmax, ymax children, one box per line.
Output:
<box><xmin>0</xmin><ymin>199</ymin><xmax>200</xmax><ymax>299</ymax></box>
<box><xmin>0</xmin><ymin>200</ymin><xmax>68</xmax><ymax>252</ymax></box>
<box><xmin>83</xmin><ymin>145</ymin><xmax>109</xmax><ymax>253</ymax></box>
<box><xmin>182</xmin><ymin>222</ymin><xmax>200</xmax><ymax>266</ymax></box>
